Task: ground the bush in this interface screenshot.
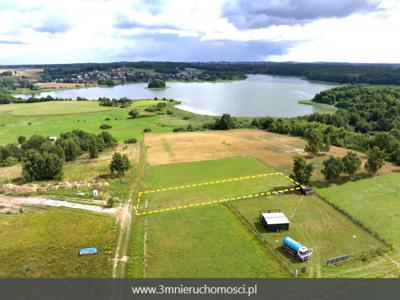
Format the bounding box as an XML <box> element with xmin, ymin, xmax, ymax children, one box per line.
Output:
<box><xmin>100</xmin><ymin>124</ymin><xmax>112</xmax><ymax>129</ymax></box>
<box><xmin>22</xmin><ymin>150</ymin><xmax>63</xmax><ymax>182</ymax></box>
<box><xmin>173</xmin><ymin>127</ymin><xmax>186</xmax><ymax>132</ymax></box>
<box><xmin>128</xmin><ymin>108</ymin><xmax>139</xmax><ymax>118</ymax></box>
<box><xmin>106</xmin><ymin>198</ymin><xmax>114</xmax><ymax>208</ymax></box>
<box><xmin>98</xmin><ymin>131</ymin><xmax>118</xmax><ymax>148</ymax></box>
<box><xmin>143</xmin><ymin>128</ymin><xmax>152</xmax><ymax>133</ymax></box>
<box><xmin>18</xmin><ymin>136</ymin><xmax>26</xmax><ymax>144</ymax></box>
<box><xmin>124</xmin><ymin>138</ymin><xmax>137</xmax><ymax>144</ymax></box>
<box><xmin>0</xmin><ymin>156</ymin><xmax>18</xmax><ymax>167</ymax></box>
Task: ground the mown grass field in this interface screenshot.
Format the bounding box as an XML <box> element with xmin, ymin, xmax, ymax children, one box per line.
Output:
<box><xmin>142</xmin><ymin>156</ymin><xmax>277</xmax><ymax>187</ymax></box>
<box><xmin>126</xmin><ymin>156</ymin><xmax>292</xmax><ymax>277</ymax></box>
<box><xmin>0</xmin><ymin>207</ymin><xmax>117</xmax><ymax>278</ymax></box>
<box><xmin>127</xmin><ymin>205</ymin><xmax>290</xmax><ymax>278</ymax></box>
<box><xmin>316</xmin><ymin>172</ymin><xmax>400</xmax><ymax>278</ymax></box>
<box><xmin>317</xmin><ymin>173</ymin><xmax>400</xmax><ymax>246</ymax></box>
<box><xmin>230</xmin><ymin>194</ymin><xmax>383</xmax><ymax>277</ymax></box>
<box><xmin>0</xmin><ymin>100</ymin><xmax>212</xmax><ymax>145</ymax></box>
<box><xmin>139</xmin><ymin>156</ymin><xmax>292</xmax><ymax>211</ymax></box>
<box><xmin>130</xmin><ymin>155</ymin><xmax>385</xmax><ymax>278</ymax></box>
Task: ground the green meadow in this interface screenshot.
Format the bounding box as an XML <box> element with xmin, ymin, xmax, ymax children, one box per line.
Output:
<box><xmin>317</xmin><ymin>173</ymin><xmax>400</xmax><ymax>246</ymax></box>
<box><xmin>0</xmin><ymin>100</ymin><xmax>211</xmax><ymax>145</ymax></box>
<box><xmin>127</xmin><ymin>205</ymin><xmax>290</xmax><ymax>278</ymax></box>
<box><xmin>230</xmin><ymin>194</ymin><xmax>383</xmax><ymax>277</ymax></box>
<box><xmin>0</xmin><ymin>207</ymin><xmax>117</xmax><ymax>278</ymax></box>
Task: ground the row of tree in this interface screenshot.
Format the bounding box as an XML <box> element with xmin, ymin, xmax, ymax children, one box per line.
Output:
<box><xmin>291</xmin><ymin>148</ymin><xmax>385</xmax><ymax>185</ymax></box>
<box><xmin>249</xmin><ymin>116</ymin><xmax>400</xmax><ymax>165</ymax></box>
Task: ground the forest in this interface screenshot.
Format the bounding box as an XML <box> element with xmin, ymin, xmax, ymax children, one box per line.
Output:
<box><xmin>3</xmin><ymin>62</ymin><xmax>400</xmax><ymax>85</ymax></box>
<box><xmin>306</xmin><ymin>86</ymin><xmax>400</xmax><ymax>134</ymax></box>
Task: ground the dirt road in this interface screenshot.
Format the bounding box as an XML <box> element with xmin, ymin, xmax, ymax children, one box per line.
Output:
<box><xmin>0</xmin><ymin>195</ymin><xmax>116</xmax><ymax>214</ymax></box>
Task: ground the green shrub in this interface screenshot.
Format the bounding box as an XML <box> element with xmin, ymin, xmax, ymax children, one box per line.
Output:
<box><xmin>100</xmin><ymin>124</ymin><xmax>112</xmax><ymax>129</ymax></box>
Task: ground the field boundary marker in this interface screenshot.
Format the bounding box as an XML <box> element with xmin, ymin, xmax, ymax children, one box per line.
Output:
<box><xmin>135</xmin><ymin>171</ymin><xmax>302</xmax><ymax>216</ymax></box>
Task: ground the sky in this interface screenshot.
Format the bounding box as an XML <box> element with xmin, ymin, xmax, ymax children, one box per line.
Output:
<box><xmin>0</xmin><ymin>0</ymin><xmax>399</xmax><ymax>64</ymax></box>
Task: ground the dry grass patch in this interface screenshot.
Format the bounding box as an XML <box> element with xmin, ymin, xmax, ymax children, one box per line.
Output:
<box><xmin>145</xmin><ymin>129</ymin><xmax>398</xmax><ymax>179</ymax></box>
<box><xmin>36</xmin><ymin>82</ymin><xmax>90</xmax><ymax>89</ymax></box>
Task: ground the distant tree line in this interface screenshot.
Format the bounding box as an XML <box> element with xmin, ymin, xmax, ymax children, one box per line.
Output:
<box><xmin>0</xmin><ymin>93</ymin><xmax>89</xmax><ymax>105</ymax></box>
<box><xmin>24</xmin><ymin>61</ymin><xmax>400</xmax><ymax>85</ymax></box>
<box><xmin>98</xmin><ymin>97</ymin><xmax>131</xmax><ymax>107</ymax></box>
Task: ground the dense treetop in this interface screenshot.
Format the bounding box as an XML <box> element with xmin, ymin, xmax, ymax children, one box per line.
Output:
<box><xmin>307</xmin><ymin>86</ymin><xmax>400</xmax><ymax>134</ymax></box>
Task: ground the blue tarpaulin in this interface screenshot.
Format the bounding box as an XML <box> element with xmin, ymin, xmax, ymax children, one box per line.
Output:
<box><xmin>79</xmin><ymin>247</ymin><xmax>98</xmax><ymax>256</ymax></box>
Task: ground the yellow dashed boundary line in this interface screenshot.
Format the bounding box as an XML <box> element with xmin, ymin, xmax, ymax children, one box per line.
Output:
<box><xmin>135</xmin><ymin>172</ymin><xmax>303</xmax><ymax>216</ymax></box>
<box><xmin>141</xmin><ymin>172</ymin><xmax>284</xmax><ymax>194</ymax></box>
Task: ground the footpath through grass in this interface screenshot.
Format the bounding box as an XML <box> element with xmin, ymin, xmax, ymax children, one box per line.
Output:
<box><xmin>0</xmin><ymin>207</ymin><xmax>117</xmax><ymax>278</ymax></box>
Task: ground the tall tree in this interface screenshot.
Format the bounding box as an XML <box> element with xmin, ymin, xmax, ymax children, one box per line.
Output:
<box><xmin>291</xmin><ymin>157</ymin><xmax>314</xmax><ymax>186</ymax></box>
<box><xmin>88</xmin><ymin>137</ymin><xmax>99</xmax><ymax>159</ymax></box>
<box><xmin>304</xmin><ymin>129</ymin><xmax>325</xmax><ymax>156</ymax></box>
<box><xmin>365</xmin><ymin>147</ymin><xmax>385</xmax><ymax>175</ymax></box>
<box><xmin>61</xmin><ymin>139</ymin><xmax>79</xmax><ymax>162</ymax></box>
<box><xmin>322</xmin><ymin>156</ymin><xmax>344</xmax><ymax>180</ymax></box>
<box><xmin>342</xmin><ymin>151</ymin><xmax>361</xmax><ymax>177</ymax></box>
<box><xmin>214</xmin><ymin>114</ymin><xmax>234</xmax><ymax>130</ymax></box>
<box><xmin>110</xmin><ymin>152</ymin><xmax>131</xmax><ymax>176</ymax></box>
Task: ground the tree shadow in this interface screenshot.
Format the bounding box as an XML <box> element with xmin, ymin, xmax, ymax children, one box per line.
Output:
<box><xmin>312</xmin><ymin>172</ymin><xmax>374</xmax><ymax>188</ymax></box>
<box><xmin>95</xmin><ymin>173</ymin><xmax>119</xmax><ymax>180</ymax></box>
<box><xmin>275</xmin><ymin>246</ymin><xmax>303</xmax><ymax>263</ymax></box>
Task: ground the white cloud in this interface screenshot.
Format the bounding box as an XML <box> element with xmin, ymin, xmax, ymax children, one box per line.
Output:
<box><xmin>0</xmin><ymin>0</ymin><xmax>398</xmax><ymax>63</ymax></box>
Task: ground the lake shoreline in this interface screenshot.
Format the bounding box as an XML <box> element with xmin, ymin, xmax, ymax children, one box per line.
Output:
<box><xmin>17</xmin><ymin>75</ymin><xmax>336</xmax><ymax>118</ymax></box>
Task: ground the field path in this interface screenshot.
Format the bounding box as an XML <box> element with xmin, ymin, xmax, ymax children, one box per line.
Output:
<box><xmin>112</xmin><ymin>141</ymin><xmax>146</xmax><ymax>278</ymax></box>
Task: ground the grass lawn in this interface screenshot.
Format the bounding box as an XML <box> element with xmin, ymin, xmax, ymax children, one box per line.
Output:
<box><xmin>229</xmin><ymin>193</ymin><xmax>383</xmax><ymax>277</ymax></box>
<box><xmin>143</xmin><ymin>156</ymin><xmax>278</xmax><ymax>187</ymax></box>
<box><xmin>316</xmin><ymin>172</ymin><xmax>400</xmax><ymax>246</ymax></box>
<box><xmin>316</xmin><ymin>172</ymin><xmax>400</xmax><ymax>278</ymax></box>
<box><xmin>139</xmin><ymin>156</ymin><xmax>292</xmax><ymax>211</ymax></box>
<box><xmin>0</xmin><ymin>207</ymin><xmax>117</xmax><ymax>278</ymax></box>
<box><xmin>125</xmin><ymin>156</ymin><xmax>293</xmax><ymax>277</ymax></box>
<box><xmin>0</xmin><ymin>100</ymin><xmax>212</xmax><ymax>145</ymax></box>
<box><xmin>127</xmin><ymin>205</ymin><xmax>290</xmax><ymax>278</ymax></box>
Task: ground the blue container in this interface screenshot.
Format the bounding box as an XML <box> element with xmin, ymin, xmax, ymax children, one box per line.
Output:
<box><xmin>79</xmin><ymin>247</ymin><xmax>98</xmax><ymax>256</ymax></box>
<box><xmin>283</xmin><ymin>236</ymin><xmax>302</xmax><ymax>252</ymax></box>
